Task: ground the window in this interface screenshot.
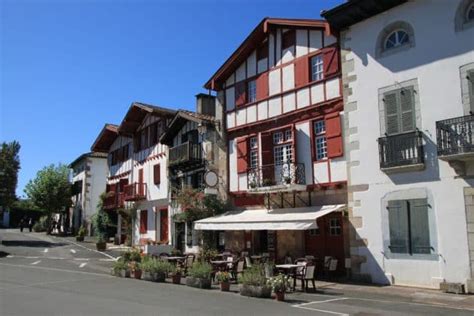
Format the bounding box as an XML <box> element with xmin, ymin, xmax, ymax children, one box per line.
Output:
<box><xmin>309</xmin><ymin>228</ymin><xmax>320</xmax><ymax>236</ymax></box>
<box><xmin>384</xmin><ymin>29</ymin><xmax>409</xmax><ymax>50</ymax></box>
<box><xmin>257</xmin><ymin>43</ymin><xmax>268</xmax><ymax>61</ymax></box>
<box><xmin>383</xmin><ymin>87</ymin><xmax>415</xmax><ymax>135</ymax></box>
<box><xmin>274</xmin><ymin>144</ymin><xmax>293</xmax><ymax>165</ymax></box>
<box><xmin>313</xmin><ymin>120</ymin><xmax>327</xmax><ymax>160</ymax></box>
<box><xmin>249</xmin><ymin>137</ymin><xmax>258</xmax><ymax>169</ymax></box>
<box><xmin>311</xmin><ymin>55</ymin><xmax>324</xmax><ymax>81</ymax></box>
<box><xmin>467</xmin><ymin>2</ymin><xmax>474</xmax><ymax>21</ymax></box>
<box><xmin>284</xmin><ymin>129</ymin><xmax>292</xmax><ymax>141</ymax></box>
<box><xmin>273</xmin><ymin>132</ymin><xmax>284</xmax><ymax>144</ymax></box>
<box><xmin>247</xmin><ymin>80</ymin><xmax>257</xmax><ymax>103</ymax></box>
<box><xmin>329</xmin><ymin>218</ymin><xmax>341</xmax><ymax>236</ymax></box>
<box><xmin>153</xmin><ymin>164</ymin><xmax>161</xmax><ymax>185</ymax></box>
<box><xmin>139</xmin><ymin>210</ymin><xmax>148</xmax><ymax>234</ymax></box>
<box><xmin>387</xmin><ymin>199</ymin><xmax>431</xmax><ymax>255</ymax></box>
<box><xmin>282</xmin><ymin>30</ymin><xmax>295</xmax><ymax>49</ymax></box>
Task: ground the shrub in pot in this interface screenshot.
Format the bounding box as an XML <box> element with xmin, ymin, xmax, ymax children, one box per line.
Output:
<box><xmin>186</xmin><ymin>261</ymin><xmax>212</xmax><ymax>289</ymax></box>
<box><xmin>216</xmin><ymin>271</ymin><xmax>231</xmax><ymax>292</ymax></box>
<box><xmin>91</xmin><ymin>209</ymin><xmax>110</xmax><ymax>251</ymax></box>
<box><xmin>169</xmin><ymin>266</ymin><xmax>182</xmax><ymax>284</ymax></box>
<box><xmin>142</xmin><ymin>258</ymin><xmax>171</xmax><ymax>282</ymax></box>
<box><xmin>238</xmin><ymin>265</ymin><xmax>271</xmax><ymax>298</ymax></box>
<box><xmin>141</xmin><ymin>256</ymin><xmax>154</xmax><ymax>281</ymax></box>
<box><xmin>111</xmin><ymin>259</ymin><xmax>129</xmax><ymax>277</ymax></box>
<box><xmin>129</xmin><ymin>261</ymin><xmax>142</xmax><ymax>279</ymax></box>
<box><xmin>76</xmin><ymin>226</ymin><xmax>87</xmax><ymax>242</ymax></box>
<box><xmin>267</xmin><ymin>274</ymin><xmax>291</xmax><ymax>301</ymax></box>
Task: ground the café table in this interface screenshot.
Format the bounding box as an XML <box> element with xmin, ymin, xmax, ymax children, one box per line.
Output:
<box><xmin>275</xmin><ymin>264</ymin><xmax>302</xmax><ymax>291</ymax></box>
<box><xmin>163</xmin><ymin>256</ymin><xmax>185</xmax><ymax>263</ymax></box>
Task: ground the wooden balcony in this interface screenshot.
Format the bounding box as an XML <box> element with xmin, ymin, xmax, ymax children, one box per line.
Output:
<box><xmin>378</xmin><ymin>130</ymin><xmax>424</xmax><ymax>173</ymax></box>
<box><xmin>124</xmin><ymin>183</ymin><xmax>147</xmax><ymax>201</ymax></box>
<box><xmin>103</xmin><ymin>192</ymin><xmax>125</xmax><ymax>210</ymax></box>
<box><xmin>247</xmin><ymin>162</ymin><xmax>306</xmax><ymax>194</ymax></box>
<box><xmin>168</xmin><ymin>141</ymin><xmax>203</xmax><ymax>170</ymax></box>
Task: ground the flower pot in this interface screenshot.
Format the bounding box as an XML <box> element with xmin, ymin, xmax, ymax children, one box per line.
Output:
<box><xmin>171</xmin><ymin>274</ymin><xmax>181</xmax><ymax>284</ymax></box>
<box><xmin>121</xmin><ymin>269</ymin><xmax>131</xmax><ymax>278</ymax></box>
<box><xmin>76</xmin><ymin>236</ymin><xmax>84</xmax><ymax>242</ymax></box>
<box><xmin>220</xmin><ymin>281</ymin><xmax>230</xmax><ymax>292</ymax></box>
<box><xmin>239</xmin><ymin>285</ymin><xmax>272</xmax><ymax>298</ymax></box>
<box><xmin>153</xmin><ymin>272</ymin><xmax>166</xmax><ymax>283</ymax></box>
<box><xmin>143</xmin><ymin>271</ymin><xmax>154</xmax><ymax>281</ymax></box>
<box><xmin>275</xmin><ymin>291</ymin><xmax>285</xmax><ymax>301</ymax></box>
<box><xmin>186</xmin><ymin>277</ymin><xmax>212</xmax><ymax>289</ymax></box>
<box><xmin>96</xmin><ymin>241</ymin><xmax>106</xmax><ymax>251</ymax></box>
<box><xmin>133</xmin><ymin>270</ymin><xmax>142</xmax><ymax>279</ymax></box>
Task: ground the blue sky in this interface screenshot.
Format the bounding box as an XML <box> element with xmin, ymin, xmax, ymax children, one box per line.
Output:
<box><xmin>0</xmin><ymin>0</ymin><xmax>342</xmax><ymax>196</ymax></box>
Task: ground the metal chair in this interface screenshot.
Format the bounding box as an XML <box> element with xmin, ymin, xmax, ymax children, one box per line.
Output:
<box><xmin>244</xmin><ymin>256</ymin><xmax>252</xmax><ymax>268</ymax></box>
<box><xmin>295</xmin><ymin>264</ymin><xmax>316</xmax><ymax>292</ymax></box>
<box><xmin>183</xmin><ymin>253</ymin><xmax>195</xmax><ymax>275</ymax></box>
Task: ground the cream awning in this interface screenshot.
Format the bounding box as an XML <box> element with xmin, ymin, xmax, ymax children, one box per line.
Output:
<box><xmin>194</xmin><ymin>204</ymin><xmax>345</xmax><ymax>231</ymax></box>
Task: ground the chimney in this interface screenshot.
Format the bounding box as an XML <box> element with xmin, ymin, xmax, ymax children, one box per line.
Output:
<box><xmin>196</xmin><ymin>93</ymin><xmax>216</xmax><ymax>117</ymax></box>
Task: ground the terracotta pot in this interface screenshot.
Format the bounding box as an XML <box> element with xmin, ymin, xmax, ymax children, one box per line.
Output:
<box><xmin>133</xmin><ymin>270</ymin><xmax>142</xmax><ymax>279</ymax></box>
<box><xmin>220</xmin><ymin>281</ymin><xmax>230</xmax><ymax>292</ymax></box>
<box><xmin>172</xmin><ymin>274</ymin><xmax>181</xmax><ymax>284</ymax></box>
<box><xmin>275</xmin><ymin>291</ymin><xmax>285</xmax><ymax>301</ymax></box>
<box><xmin>96</xmin><ymin>241</ymin><xmax>106</xmax><ymax>251</ymax></box>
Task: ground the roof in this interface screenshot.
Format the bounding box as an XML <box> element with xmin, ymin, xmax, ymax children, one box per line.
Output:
<box><xmin>159</xmin><ymin>110</ymin><xmax>216</xmax><ymax>146</ymax></box>
<box><xmin>90</xmin><ymin>124</ymin><xmax>119</xmax><ymax>153</ymax></box>
<box><xmin>321</xmin><ymin>0</ymin><xmax>408</xmax><ymax>30</ymax></box>
<box><xmin>69</xmin><ymin>151</ymin><xmax>107</xmax><ymax>168</ymax></box>
<box><xmin>118</xmin><ymin>102</ymin><xmax>177</xmax><ymax>135</ymax></box>
<box><xmin>204</xmin><ymin>17</ymin><xmax>329</xmax><ymax>90</ymax></box>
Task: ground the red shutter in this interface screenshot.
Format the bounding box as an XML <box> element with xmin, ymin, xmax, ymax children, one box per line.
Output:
<box><xmin>261</xmin><ymin>132</ymin><xmax>274</xmax><ymax>183</ymax></box>
<box><xmin>237</xmin><ymin>137</ymin><xmax>248</xmax><ymax>174</ymax></box>
<box><xmin>160</xmin><ymin>209</ymin><xmax>169</xmax><ymax>242</ymax></box>
<box><xmin>140</xmin><ymin>210</ymin><xmax>147</xmax><ymax>234</ymax></box>
<box><xmin>106</xmin><ymin>184</ymin><xmax>111</xmax><ymax>193</ymax></box>
<box><xmin>235</xmin><ymin>81</ymin><xmax>247</xmax><ymax>106</ymax></box>
<box><xmin>119</xmin><ymin>179</ymin><xmax>128</xmax><ymax>192</ymax></box>
<box><xmin>294</xmin><ymin>56</ymin><xmax>309</xmax><ymax>88</ymax></box>
<box><xmin>323</xmin><ymin>46</ymin><xmax>340</xmax><ymax>78</ymax></box>
<box><xmin>325</xmin><ymin>112</ymin><xmax>343</xmax><ymax>158</ymax></box>
<box><xmin>256</xmin><ymin>72</ymin><xmax>269</xmax><ymax>101</ymax></box>
<box><xmin>153</xmin><ymin>164</ymin><xmax>161</xmax><ymax>185</ymax></box>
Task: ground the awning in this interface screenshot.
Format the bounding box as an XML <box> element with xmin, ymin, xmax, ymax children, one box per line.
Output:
<box><xmin>194</xmin><ymin>204</ymin><xmax>345</xmax><ymax>231</ymax></box>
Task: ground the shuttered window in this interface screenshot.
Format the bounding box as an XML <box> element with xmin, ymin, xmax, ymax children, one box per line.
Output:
<box><xmin>139</xmin><ymin>210</ymin><xmax>148</xmax><ymax>234</ymax></box>
<box><xmin>387</xmin><ymin>199</ymin><xmax>431</xmax><ymax>255</ymax></box>
<box><xmin>384</xmin><ymin>87</ymin><xmax>416</xmax><ymax>135</ymax></box>
<box><xmin>153</xmin><ymin>164</ymin><xmax>161</xmax><ymax>185</ymax></box>
<box><xmin>236</xmin><ymin>137</ymin><xmax>248</xmax><ymax>174</ymax></box>
<box><xmin>468</xmin><ymin>70</ymin><xmax>474</xmax><ymax>112</ymax></box>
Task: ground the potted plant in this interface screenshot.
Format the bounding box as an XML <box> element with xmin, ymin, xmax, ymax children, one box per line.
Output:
<box><xmin>169</xmin><ymin>266</ymin><xmax>182</xmax><ymax>284</ymax></box>
<box><xmin>238</xmin><ymin>265</ymin><xmax>271</xmax><ymax>298</ymax></box>
<box><xmin>129</xmin><ymin>261</ymin><xmax>142</xmax><ymax>279</ymax></box>
<box><xmin>283</xmin><ymin>176</ymin><xmax>292</xmax><ymax>184</ymax></box>
<box><xmin>186</xmin><ymin>261</ymin><xmax>212</xmax><ymax>289</ymax></box>
<box><xmin>111</xmin><ymin>259</ymin><xmax>129</xmax><ymax>277</ymax></box>
<box><xmin>262</xmin><ymin>178</ymin><xmax>274</xmax><ymax>187</ymax></box>
<box><xmin>91</xmin><ymin>210</ymin><xmax>110</xmax><ymax>251</ymax></box>
<box><xmin>76</xmin><ymin>226</ymin><xmax>87</xmax><ymax>242</ymax></box>
<box><xmin>216</xmin><ymin>271</ymin><xmax>231</xmax><ymax>292</ymax></box>
<box><xmin>268</xmin><ymin>274</ymin><xmax>291</xmax><ymax>301</ymax></box>
<box><xmin>152</xmin><ymin>259</ymin><xmax>172</xmax><ymax>282</ymax></box>
<box><xmin>249</xmin><ymin>180</ymin><xmax>257</xmax><ymax>189</ymax></box>
<box><xmin>141</xmin><ymin>256</ymin><xmax>154</xmax><ymax>281</ymax></box>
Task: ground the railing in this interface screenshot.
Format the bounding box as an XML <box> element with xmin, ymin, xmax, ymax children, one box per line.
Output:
<box><xmin>103</xmin><ymin>192</ymin><xmax>125</xmax><ymax>210</ymax></box>
<box><xmin>124</xmin><ymin>183</ymin><xmax>147</xmax><ymax>201</ymax></box>
<box><xmin>378</xmin><ymin>131</ymin><xmax>424</xmax><ymax>169</ymax></box>
<box><xmin>436</xmin><ymin>114</ymin><xmax>474</xmax><ymax>157</ymax></box>
<box><xmin>247</xmin><ymin>162</ymin><xmax>306</xmax><ymax>189</ymax></box>
<box><xmin>169</xmin><ymin>141</ymin><xmax>202</xmax><ymax>167</ymax></box>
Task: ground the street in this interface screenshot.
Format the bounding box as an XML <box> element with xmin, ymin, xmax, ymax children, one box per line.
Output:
<box><xmin>1</xmin><ymin>229</ymin><xmax>473</xmax><ymax>316</ymax></box>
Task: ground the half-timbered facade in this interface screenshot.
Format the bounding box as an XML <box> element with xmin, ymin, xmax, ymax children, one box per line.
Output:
<box><xmin>199</xmin><ymin>18</ymin><xmax>349</xmax><ymax>266</ymax></box>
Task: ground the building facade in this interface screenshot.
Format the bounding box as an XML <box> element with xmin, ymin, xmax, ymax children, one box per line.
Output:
<box><xmin>69</xmin><ymin>151</ymin><xmax>108</xmax><ymax>234</ymax></box>
<box><xmin>323</xmin><ymin>0</ymin><xmax>474</xmax><ymax>291</ymax></box>
<box><xmin>199</xmin><ymin>18</ymin><xmax>349</xmax><ymax>267</ymax></box>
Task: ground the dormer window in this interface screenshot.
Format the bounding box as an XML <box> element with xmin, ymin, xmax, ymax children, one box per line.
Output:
<box><xmin>384</xmin><ymin>29</ymin><xmax>409</xmax><ymax>50</ymax></box>
<box><xmin>455</xmin><ymin>0</ymin><xmax>474</xmax><ymax>31</ymax></box>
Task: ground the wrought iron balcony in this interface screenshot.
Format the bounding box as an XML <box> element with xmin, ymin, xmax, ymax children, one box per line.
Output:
<box><xmin>103</xmin><ymin>192</ymin><xmax>125</xmax><ymax>210</ymax></box>
<box><xmin>247</xmin><ymin>162</ymin><xmax>306</xmax><ymax>193</ymax></box>
<box><xmin>436</xmin><ymin>114</ymin><xmax>474</xmax><ymax>160</ymax></box>
<box><xmin>168</xmin><ymin>141</ymin><xmax>203</xmax><ymax>169</ymax></box>
<box><xmin>378</xmin><ymin>131</ymin><xmax>424</xmax><ymax>172</ymax></box>
<box><xmin>124</xmin><ymin>183</ymin><xmax>147</xmax><ymax>201</ymax></box>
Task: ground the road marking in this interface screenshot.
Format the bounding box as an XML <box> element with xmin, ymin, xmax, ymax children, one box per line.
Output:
<box><xmin>54</xmin><ymin>237</ymin><xmax>118</xmax><ymax>260</ymax></box>
<box><xmin>70</xmin><ymin>249</ymin><xmax>76</xmax><ymax>254</ymax></box>
<box><xmin>43</xmin><ymin>248</ymin><xmax>48</xmax><ymax>253</ymax></box>
<box><xmin>0</xmin><ymin>262</ymin><xmax>114</xmax><ymax>278</ymax></box>
<box><xmin>6</xmin><ymin>255</ymin><xmax>13</xmax><ymax>258</ymax></box>
<box><xmin>30</xmin><ymin>260</ymin><xmax>41</xmax><ymax>265</ymax></box>
<box><xmin>99</xmin><ymin>258</ymin><xmax>116</xmax><ymax>262</ymax></box>
<box><xmin>73</xmin><ymin>258</ymin><xmax>89</xmax><ymax>261</ymax></box>
<box><xmin>296</xmin><ymin>298</ymin><xmax>349</xmax><ymax>306</ymax></box>
<box><xmin>293</xmin><ymin>305</ymin><xmax>349</xmax><ymax>316</ymax></box>
<box><xmin>79</xmin><ymin>262</ymin><xmax>87</xmax><ymax>268</ymax></box>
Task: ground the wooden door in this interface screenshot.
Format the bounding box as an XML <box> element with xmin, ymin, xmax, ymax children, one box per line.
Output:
<box><xmin>160</xmin><ymin>209</ymin><xmax>169</xmax><ymax>242</ymax></box>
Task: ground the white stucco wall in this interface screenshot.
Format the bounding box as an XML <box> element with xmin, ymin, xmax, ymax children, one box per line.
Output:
<box><xmin>343</xmin><ymin>0</ymin><xmax>474</xmax><ymax>288</ymax></box>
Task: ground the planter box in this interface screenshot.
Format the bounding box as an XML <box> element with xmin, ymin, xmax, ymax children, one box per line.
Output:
<box><xmin>143</xmin><ymin>272</ymin><xmax>166</xmax><ymax>282</ymax></box>
<box><xmin>239</xmin><ymin>284</ymin><xmax>272</xmax><ymax>298</ymax></box>
<box><xmin>186</xmin><ymin>277</ymin><xmax>212</xmax><ymax>289</ymax></box>
<box><xmin>143</xmin><ymin>271</ymin><xmax>154</xmax><ymax>281</ymax></box>
<box><xmin>171</xmin><ymin>274</ymin><xmax>181</xmax><ymax>284</ymax></box>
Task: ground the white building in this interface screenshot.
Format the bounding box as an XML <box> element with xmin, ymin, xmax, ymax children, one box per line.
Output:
<box><xmin>69</xmin><ymin>152</ymin><xmax>108</xmax><ymax>234</ymax></box>
<box><xmin>323</xmin><ymin>0</ymin><xmax>474</xmax><ymax>291</ymax></box>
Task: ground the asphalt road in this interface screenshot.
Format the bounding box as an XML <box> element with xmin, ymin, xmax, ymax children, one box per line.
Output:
<box><xmin>0</xmin><ymin>229</ymin><xmax>473</xmax><ymax>316</ymax></box>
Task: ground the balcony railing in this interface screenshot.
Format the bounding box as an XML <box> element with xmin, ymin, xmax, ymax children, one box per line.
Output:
<box><xmin>168</xmin><ymin>141</ymin><xmax>203</xmax><ymax>168</ymax></box>
<box><xmin>124</xmin><ymin>183</ymin><xmax>147</xmax><ymax>201</ymax></box>
<box><xmin>378</xmin><ymin>131</ymin><xmax>424</xmax><ymax>170</ymax></box>
<box><xmin>247</xmin><ymin>162</ymin><xmax>306</xmax><ymax>190</ymax></box>
<box><xmin>103</xmin><ymin>192</ymin><xmax>125</xmax><ymax>210</ymax></box>
<box><xmin>436</xmin><ymin>114</ymin><xmax>474</xmax><ymax>158</ymax></box>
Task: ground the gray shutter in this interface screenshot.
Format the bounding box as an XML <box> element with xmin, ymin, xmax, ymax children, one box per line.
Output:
<box><xmin>400</xmin><ymin>87</ymin><xmax>415</xmax><ymax>133</ymax></box>
<box><xmin>384</xmin><ymin>92</ymin><xmax>400</xmax><ymax>135</ymax></box>
<box><xmin>468</xmin><ymin>71</ymin><xmax>474</xmax><ymax>113</ymax></box>
<box><xmin>409</xmin><ymin>199</ymin><xmax>431</xmax><ymax>254</ymax></box>
<box><xmin>388</xmin><ymin>200</ymin><xmax>409</xmax><ymax>254</ymax></box>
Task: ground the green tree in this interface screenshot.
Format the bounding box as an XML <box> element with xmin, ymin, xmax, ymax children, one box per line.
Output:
<box><xmin>0</xmin><ymin>141</ymin><xmax>21</xmax><ymax>209</ymax></box>
<box><xmin>24</xmin><ymin>163</ymin><xmax>72</xmax><ymax>220</ymax></box>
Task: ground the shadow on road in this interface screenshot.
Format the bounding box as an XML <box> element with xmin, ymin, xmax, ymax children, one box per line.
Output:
<box><xmin>1</xmin><ymin>240</ymin><xmax>68</xmax><ymax>248</ymax></box>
